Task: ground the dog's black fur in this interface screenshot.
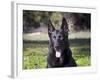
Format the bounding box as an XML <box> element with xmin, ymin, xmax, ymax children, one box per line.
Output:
<box><xmin>47</xmin><ymin>17</ymin><xmax>77</xmax><ymax>68</ymax></box>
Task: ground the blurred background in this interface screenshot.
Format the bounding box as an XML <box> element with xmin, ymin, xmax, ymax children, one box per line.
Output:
<box><xmin>23</xmin><ymin>10</ymin><xmax>91</xmax><ymax>69</ymax></box>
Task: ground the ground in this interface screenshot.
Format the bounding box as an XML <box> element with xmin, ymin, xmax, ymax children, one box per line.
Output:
<box><xmin>23</xmin><ymin>37</ymin><xmax>90</xmax><ymax>69</ymax></box>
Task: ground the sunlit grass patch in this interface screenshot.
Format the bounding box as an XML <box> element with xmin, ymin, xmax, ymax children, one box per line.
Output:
<box><xmin>75</xmin><ymin>56</ymin><xmax>91</xmax><ymax>66</ymax></box>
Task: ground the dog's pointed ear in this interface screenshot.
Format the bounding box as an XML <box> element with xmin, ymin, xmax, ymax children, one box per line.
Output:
<box><xmin>61</xmin><ymin>17</ymin><xmax>69</xmax><ymax>32</ymax></box>
<box><xmin>48</xmin><ymin>19</ymin><xmax>55</xmax><ymax>34</ymax></box>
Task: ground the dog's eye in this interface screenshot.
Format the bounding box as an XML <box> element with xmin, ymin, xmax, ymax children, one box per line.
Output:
<box><xmin>58</xmin><ymin>35</ymin><xmax>61</xmax><ymax>38</ymax></box>
<box><xmin>53</xmin><ymin>36</ymin><xmax>56</xmax><ymax>39</ymax></box>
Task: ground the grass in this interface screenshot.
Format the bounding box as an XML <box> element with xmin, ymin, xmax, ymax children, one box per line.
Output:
<box><xmin>23</xmin><ymin>38</ymin><xmax>91</xmax><ymax>69</ymax></box>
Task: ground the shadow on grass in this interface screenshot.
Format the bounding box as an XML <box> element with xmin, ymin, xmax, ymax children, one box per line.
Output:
<box><xmin>23</xmin><ymin>38</ymin><xmax>90</xmax><ymax>46</ymax></box>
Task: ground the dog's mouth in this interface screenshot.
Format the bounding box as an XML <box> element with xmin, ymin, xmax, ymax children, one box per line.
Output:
<box><xmin>55</xmin><ymin>46</ymin><xmax>62</xmax><ymax>58</ymax></box>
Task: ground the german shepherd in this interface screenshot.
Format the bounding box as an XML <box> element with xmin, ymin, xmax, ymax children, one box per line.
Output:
<box><xmin>47</xmin><ymin>17</ymin><xmax>77</xmax><ymax>68</ymax></box>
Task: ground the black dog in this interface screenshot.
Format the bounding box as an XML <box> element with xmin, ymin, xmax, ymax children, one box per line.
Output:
<box><xmin>47</xmin><ymin>17</ymin><xmax>77</xmax><ymax>68</ymax></box>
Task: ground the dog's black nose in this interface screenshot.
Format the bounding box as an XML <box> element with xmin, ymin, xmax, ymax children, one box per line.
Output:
<box><xmin>55</xmin><ymin>46</ymin><xmax>60</xmax><ymax>49</ymax></box>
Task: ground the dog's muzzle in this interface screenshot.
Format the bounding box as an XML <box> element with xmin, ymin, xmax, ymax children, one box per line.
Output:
<box><xmin>55</xmin><ymin>46</ymin><xmax>62</xmax><ymax>58</ymax></box>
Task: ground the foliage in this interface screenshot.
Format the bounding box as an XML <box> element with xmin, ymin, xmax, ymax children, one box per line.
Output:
<box><xmin>23</xmin><ymin>10</ymin><xmax>91</xmax><ymax>33</ymax></box>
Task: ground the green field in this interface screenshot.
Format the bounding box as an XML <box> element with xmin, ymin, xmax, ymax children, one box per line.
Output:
<box><xmin>23</xmin><ymin>38</ymin><xmax>91</xmax><ymax>69</ymax></box>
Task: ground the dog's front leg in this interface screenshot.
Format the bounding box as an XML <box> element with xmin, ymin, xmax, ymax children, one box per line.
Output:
<box><xmin>47</xmin><ymin>63</ymin><xmax>52</xmax><ymax>68</ymax></box>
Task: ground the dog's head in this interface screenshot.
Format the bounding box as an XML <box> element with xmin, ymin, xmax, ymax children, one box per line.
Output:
<box><xmin>48</xmin><ymin>17</ymin><xmax>69</xmax><ymax>58</ymax></box>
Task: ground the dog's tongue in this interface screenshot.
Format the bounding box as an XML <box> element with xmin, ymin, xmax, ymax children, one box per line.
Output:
<box><xmin>56</xmin><ymin>51</ymin><xmax>61</xmax><ymax>58</ymax></box>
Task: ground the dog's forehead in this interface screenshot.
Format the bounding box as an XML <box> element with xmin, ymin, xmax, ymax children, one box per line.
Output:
<box><xmin>52</xmin><ymin>29</ymin><xmax>62</xmax><ymax>35</ymax></box>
